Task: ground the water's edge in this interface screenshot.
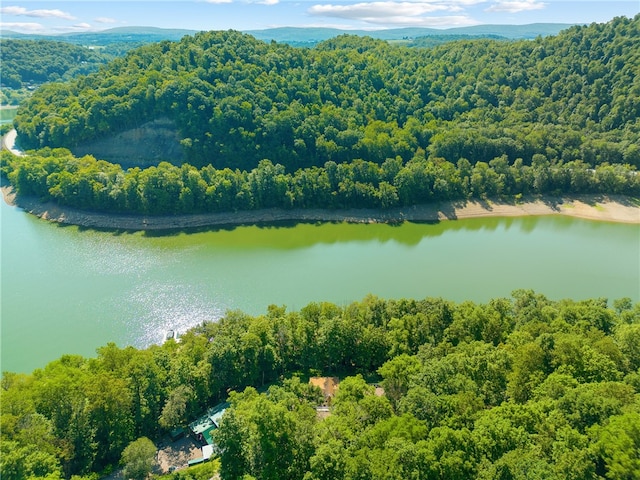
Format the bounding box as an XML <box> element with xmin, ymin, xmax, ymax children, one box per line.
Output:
<box><xmin>2</xmin><ymin>184</ymin><xmax>638</xmax><ymax>231</ymax></box>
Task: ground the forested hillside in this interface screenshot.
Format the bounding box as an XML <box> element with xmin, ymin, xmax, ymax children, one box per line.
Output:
<box><xmin>1</xmin><ymin>293</ymin><xmax>639</xmax><ymax>479</ymax></box>
<box><xmin>14</xmin><ymin>15</ymin><xmax>640</xmax><ymax>172</ymax></box>
<box><xmin>0</xmin><ymin>40</ymin><xmax>114</xmax><ymax>89</ymax></box>
<box><xmin>4</xmin><ymin>15</ymin><xmax>639</xmax><ymax>215</ymax></box>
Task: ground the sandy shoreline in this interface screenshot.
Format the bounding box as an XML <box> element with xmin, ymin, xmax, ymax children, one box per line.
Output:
<box><xmin>1</xmin><ymin>130</ymin><xmax>24</xmax><ymax>157</ymax></box>
<box><xmin>2</xmin><ymin>184</ymin><xmax>638</xmax><ymax>230</ymax></box>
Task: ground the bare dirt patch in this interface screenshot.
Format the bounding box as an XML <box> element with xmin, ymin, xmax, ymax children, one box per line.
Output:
<box><xmin>99</xmin><ymin>436</ymin><xmax>203</xmax><ymax>480</ymax></box>
<box><xmin>71</xmin><ymin>117</ymin><xmax>185</xmax><ymax>168</ymax></box>
<box><xmin>154</xmin><ymin>435</ymin><xmax>203</xmax><ymax>474</ymax></box>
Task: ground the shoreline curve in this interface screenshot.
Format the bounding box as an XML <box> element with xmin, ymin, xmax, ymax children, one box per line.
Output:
<box><xmin>2</xmin><ymin>184</ymin><xmax>639</xmax><ymax>230</ymax></box>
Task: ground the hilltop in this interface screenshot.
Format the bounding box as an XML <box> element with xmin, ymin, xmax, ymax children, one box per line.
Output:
<box><xmin>13</xmin><ymin>15</ymin><xmax>640</xmax><ymax>171</ymax></box>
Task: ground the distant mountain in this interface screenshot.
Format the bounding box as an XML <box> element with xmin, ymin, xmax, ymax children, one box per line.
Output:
<box><xmin>441</xmin><ymin>23</ymin><xmax>577</xmax><ymax>38</ymax></box>
<box><xmin>0</xmin><ymin>26</ymin><xmax>198</xmax><ymax>46</ymax></box>
<box><xmin>1</xmin><ymin>23</ymin><xmax>575</xmax><ymax>48</ymax></box>
<box><xmin>245</xmin><ymin>23</ymin><xmax>576</xmax><ymax>44</ymax></box>
<box><xmin>0</xmin><ymin>30</ymin><xmax>29</xmax><ymax>38</ymax></box>
<box><xmin>95</xmin><ymin>26</ymin><xmax>199</xmax><ymax>36</ymax></box>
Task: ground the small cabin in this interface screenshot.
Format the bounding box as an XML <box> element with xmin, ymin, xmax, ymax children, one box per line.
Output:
<box><xmin>309</xmin><ymin>377</ymin><xmax>339</xmax><ymax>405</ymax></box>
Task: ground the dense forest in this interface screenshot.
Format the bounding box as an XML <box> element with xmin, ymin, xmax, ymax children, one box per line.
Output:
<box><xmin>4</xmin><ymin>15</ymin><xmax>640</xmax><ymax>215</ymax></box>
<box><xmin>1</xmin><ymin>148</ymin><xmax>638</xmax><ymax>214</ymax></box>
<box><xmin>1</xmin><ymin>292</ymin><xmax>639</xmax><ymax>479</ymax></box>
<box><xmin>0</xmin><ymin>30</ymin><xmax>516</xmax><ymax>104</ymax></box>
<box><xmin>13</xmin><ymin>15</ymin><xmax>640</xmax><ymax>173</ymax></box>
<box><xmin>3</xmin><ymin>15</ymin><xmax>639</xmax><ymax>480</ymax></box>
<box><xmin>0</xmin><ymin>40</ymin><xmax>116</xmax><ymax>89</ymax></box>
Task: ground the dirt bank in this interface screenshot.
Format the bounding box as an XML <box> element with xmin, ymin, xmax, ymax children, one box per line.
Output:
<box><xmin>2</xmin><ymin>184</ymin><xmax>638</xmax><ymax>230</ymax></box>
<box><xmin>71</xmin><ymin>117</ymin><xmax>185</xmax><ymax>168</ymax></box>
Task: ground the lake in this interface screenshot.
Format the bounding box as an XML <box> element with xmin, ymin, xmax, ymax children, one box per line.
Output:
<box><xmin>0</xmin><ymin>107</ymin><xmax>18</xmax><ymax>125</ymax></box>
<box><xmin>1</xmin><ymin>198</ymin><xmax>639</xmax><ymax>373</ymax></box>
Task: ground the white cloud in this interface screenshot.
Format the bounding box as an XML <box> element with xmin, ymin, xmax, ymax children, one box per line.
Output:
<box><xmin>0</xmin><ymin>5</ymin><xmax>76</xmax><ymax>20</ymax></box>
<box><xmin>28</xmin><ymin>9</ymin><xmax>76</xmax><ymax>20</ymax></box>
<box><xmin>204</xmin><ymin>0</ymin><xmax>280</xmax><ymax>4</ymax></box>
<box><xmin>0</xmin><ymin>21</ymin><xmax>45</xmax><ymax>32</ymax></box>
<box><xmin>0</xmin><ymin>6</ymin><xmax>26</xmax><ymax>15</ymax></box>
<box><xmin>380</xmin><ymin>14</ymin><xmax>479</xmax><ymax>26</ymax></box>
<box><xmin>449</xmin><ymin>0</ymin><xmax>489</xmax><ymax>5</ymax></box>
<box><xmin>310</xmin><ymin>2</ymin><xmax>449</xmax><ymax>19</ymax></box>
<box><xmin>51</xmin><ymin>22</ymin><xmax>93</xmax><ymax>33</ymax></box>
<box><xmin>486</xmin><ymin>0</ymin><xmax>545</xmax><ymax>13</ymax></box>
<box><xmin>308</xmin><ymin>1</ymin><xmax>481</xmax><ymax>26</ymax></box>
<box><xmin>297</xmin><ymin>22</ymin><xmax>381</xmax><ymax>30</ymax></box>
<box><xmin>95</xmin><ymin>17</ymin><xmax>117</xmax><ymax>24</ymax></box>
<box><xmin>72</xmin><ymin>22</ymin><xmax>92</xmax><ymax>30</ymax></box>
<box><xmin>409</xmin><ymin>15</ymin><xmax>479</xmax><ymax>27</ymax></box>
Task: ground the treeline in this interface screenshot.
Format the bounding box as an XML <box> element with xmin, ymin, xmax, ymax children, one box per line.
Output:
<box><xmin>402</xmin><ymin>33</ymin><xmax>505</xmax><ymax>48</ymax></box>
<box><xmin>1</xmin><ymin>292</ymin><xmax>639</xmax><ymax>479</ymax></box>
<box><xmin>2</xmin><ymin>148</ymin><xmax>638</xmax><ymax>214</ymax></box>
<box><xmin>13</xmin><ymin>15</ymin><xmax>640</xmax><ymax>173</ymax></box>
<box><xmin>0</xmin><ymin>40</ymin><xmax>114</xmax><ymax>89</ymax></box>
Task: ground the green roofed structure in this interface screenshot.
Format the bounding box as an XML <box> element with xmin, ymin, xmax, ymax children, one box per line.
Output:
<box><xmin>188</xmin><ymin>402</ymin><xmax>229</xmax><ymax>446</ymax></box>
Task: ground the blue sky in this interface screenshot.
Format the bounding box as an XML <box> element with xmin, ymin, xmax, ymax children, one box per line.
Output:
<box><xmin>1</xmin><ymin>1</ymin><xmax>638</xmax><ymax>33</ymax></box>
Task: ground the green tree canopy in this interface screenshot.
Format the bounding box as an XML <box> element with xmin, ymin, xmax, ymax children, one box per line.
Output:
<box><xmin>120</xmin><ymin>437</ymin><xmax>156</xmax><ymax>480</ymax></box>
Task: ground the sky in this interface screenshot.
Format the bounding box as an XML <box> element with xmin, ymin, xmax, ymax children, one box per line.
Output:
<box><xmin>0</xmin><ymin>0</ymin><xmax>638</xmax><ymax>34</ymax></box>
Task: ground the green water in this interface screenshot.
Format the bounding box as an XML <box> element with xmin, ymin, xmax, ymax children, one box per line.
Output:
<box><xmin>1</xmin><ymin>198</ymin><xmax>639</xmax><ymax>373</ymax></box>
<box><xmin>0</xmin><ymin>107</ymin><xmax>18</xmax><ymax>125</ymax></box>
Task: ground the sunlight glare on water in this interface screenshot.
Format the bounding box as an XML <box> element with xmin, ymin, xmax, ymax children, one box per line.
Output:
<box><xmin>126</xmin><ymin>282</ymin><xmax>226</xmax><ymax>346</ymax></box>
<box><xmin>1</xmin><ymin>198</ymin><xmax>638</xmax><ymax>373</ymax></box>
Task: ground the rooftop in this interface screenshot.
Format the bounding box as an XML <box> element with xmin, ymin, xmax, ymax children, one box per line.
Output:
<box><xmin>188</xmin><ymin>402</ymin><xmax>229</xmax><ymax>445</ymax></box>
